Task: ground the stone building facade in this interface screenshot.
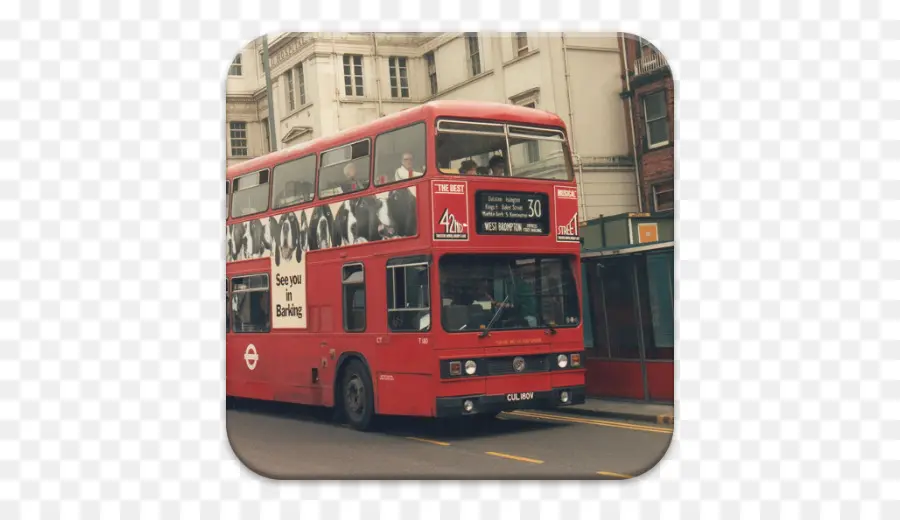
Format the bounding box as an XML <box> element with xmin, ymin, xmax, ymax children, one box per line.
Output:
<box><xmin>225</xmin><ymin>32</ymin><xmax>641</xmax><ymax>221</ymax></box>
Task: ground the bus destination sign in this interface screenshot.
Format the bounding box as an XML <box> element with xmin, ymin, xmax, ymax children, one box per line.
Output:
<box><xmin>475</xmin><ymin>191</ymin><xmax>550</xmax><ymax>236</ymax></box>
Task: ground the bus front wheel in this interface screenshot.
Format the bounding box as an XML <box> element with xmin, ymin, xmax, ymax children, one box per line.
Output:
<box><xmin>340</xmin><ymin>360</ymin><xmax>375</xmax><ymax>431</ymax></box>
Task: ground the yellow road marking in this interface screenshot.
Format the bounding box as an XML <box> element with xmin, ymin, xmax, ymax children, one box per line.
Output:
<box><xmin>596</xmin><ymin>471</ymin><xmax>633</xmax><ymax>479</ymax></box>
<box><xmin>503</xmin><ymin>410</ymin><xmax>673</xmax><ymax>434</ymax></box>
<box><xmin>406</xmin><ymin>437</ymin><xmax>450</xmax><ymax>446</ymax></box>
<box><xmin>485</xmin><ymin>451</ymin><xmax>544</xmax><ymax>464</ymax></box>
<box><xmin>509</xmin><ymin>410</ymin><xmax>673</xmax><ymax>433</ymax></box>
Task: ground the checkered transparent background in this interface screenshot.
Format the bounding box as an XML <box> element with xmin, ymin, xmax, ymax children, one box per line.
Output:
<box><xmin>1</xmin><ymin>0</ymin><xmax>897</xmax><ymax>516</ymax></box>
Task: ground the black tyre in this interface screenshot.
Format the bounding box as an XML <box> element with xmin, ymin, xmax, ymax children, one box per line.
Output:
<box><xmin>340</xmin><ymin>360</ymin><xmax>375</xmax><ymax>431</ymax></box>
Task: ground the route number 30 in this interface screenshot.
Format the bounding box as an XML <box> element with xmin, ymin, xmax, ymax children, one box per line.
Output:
<box><xmin>528</xmin><ymin>199</ymin><xmax>542</xmax><ymax>218</ymax></box>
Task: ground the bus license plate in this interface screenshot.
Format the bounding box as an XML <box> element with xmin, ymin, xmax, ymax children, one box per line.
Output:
<box><xmin>506</xmin><ymin>392</ymin><xmax>534</xmax><ymax>402</ymax></box>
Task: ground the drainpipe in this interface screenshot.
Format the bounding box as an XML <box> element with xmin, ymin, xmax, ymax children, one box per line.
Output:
<box><xmin>261</xmin><ymin>34</ymin><xmax>278</xmax><ymax>152</ymax></box>
<box><xmin>561</xmin><ymin>34</ymin><xmax>587</xmax><ymax>219</ymax></box>
<box><xmin>371</xmin><ymin>33</ymin><xmax>384</xmax><ymax>117</ymax></box>
<box><xmin>621</xmin><ymin>33</ymin><xmax>644</xmax><ymax>212</ymax></box>
<box><xmin>331</xmin><ymin>33</ymin><xmax>341</xmax><ymax>132</ymax></box>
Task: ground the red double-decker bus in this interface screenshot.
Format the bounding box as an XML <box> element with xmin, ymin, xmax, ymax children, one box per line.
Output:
<box><xmin>225</xmin><ymin>100</ymin><xmax>586</xmax><ymax>430</ymax></box>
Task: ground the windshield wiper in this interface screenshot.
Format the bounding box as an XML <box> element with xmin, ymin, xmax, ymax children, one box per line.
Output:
<box><xmin>479</xmin><ymin>294</ymin><xmax>510</xmax><ymax>338</ymax></box>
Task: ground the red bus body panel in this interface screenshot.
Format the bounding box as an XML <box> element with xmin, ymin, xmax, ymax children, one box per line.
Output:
<box><xmin>225</xmin><ymin>101</ymin><xmax>587</xmax><ymax>418</ymax></box>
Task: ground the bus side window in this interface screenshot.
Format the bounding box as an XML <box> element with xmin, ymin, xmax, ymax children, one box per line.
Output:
<box><xmin>374</xmin><ymin>122</ymin><xmax>426</xmax><ymax>187</ymax></box>
<box><xmin>231</xmin><ymin>274</ymin><xmax>270</xmax><ymax>333</ymax></box>
<box><xmin>386</xmin><ymin>259</ymin><xmax>431</xmax><ymax>332</ymax></box>
<box><xmin>342</xmin><ymin>264</ymin><xmax>366</xmax><ymax>332</ymax></box>
<box><xmin>319</xmin><ymin>140</ymin><xmax>371</xmax><ymax>198</ymax></box>
<box><xmin>272</xmin><ymin>154</ymin><xmax>316</xmax><ymax>209</ymax></box>
<box><xmin>225</xmin><ymin>278</ymin><xmax>230</xmax><ymax>334</ymax></box>
<box><xmin>230</xmin><ymin>169</ymin><xmax>270</xmax><ymax>218</ymax></box>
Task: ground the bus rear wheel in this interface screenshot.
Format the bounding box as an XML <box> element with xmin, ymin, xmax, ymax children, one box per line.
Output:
<box><xmin>340</xmin><ymin>360</ymin><xmax>375</xmax><ymax>431</ymax></box>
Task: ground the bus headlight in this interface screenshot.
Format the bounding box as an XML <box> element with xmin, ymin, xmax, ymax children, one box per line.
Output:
<box><xmin>557</xmin><ymin>354</ymin><xmax>568</xmax><ymax>368</ymax></box>
<box><xmin>465</xmin><ymin>360</ymin><xmax>477</xmax><ymax>375</ymax></box>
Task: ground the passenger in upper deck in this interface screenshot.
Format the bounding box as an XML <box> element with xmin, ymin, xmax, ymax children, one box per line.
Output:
<box><xmin>394</xmin><ymin>152</ymin><xmax>423</xmax><ymax>182</ymax></box>
<box><xmin>459</xmin><ymin>160</ymin><xmax>477</xmax><ymax>176</ymax></box>
<box><xmin>339</xmin><ymin>162</ymin><xmax>367</xmax><ymax>194</ymax></box>
<box><xmin>488</xmin><ymin>155</ymin><xmax>507</xmax><ymax>176</ymax></box>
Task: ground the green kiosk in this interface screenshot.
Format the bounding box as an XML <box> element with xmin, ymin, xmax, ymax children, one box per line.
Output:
<box><xmin>579</xmin><ymin>212</ymin><xmax>674</xmax><ymax>402</ymax></box>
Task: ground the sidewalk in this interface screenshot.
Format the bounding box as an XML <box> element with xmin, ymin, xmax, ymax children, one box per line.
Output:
<box><xmin>557</xmin><ymin>398</ymin><xmax>675</xmax><ymax>425</ymax></box>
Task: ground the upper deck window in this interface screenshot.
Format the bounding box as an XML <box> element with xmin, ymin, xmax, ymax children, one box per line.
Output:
<box><xmin>374</xmin><ymin>122</ymin><xmax>426</xmax><ymax>187</ymax></box>
<box><xmin>230</xmin><ymin>169</ymin><xmax>269</xmax><ymax>219</ymax></box>
<box><xmin>318</xmin><ymin>139</ymin><xmax>371</xmax><ymax>199</ymax></box>
<box><xmin>272</xmin><ymin>154</ymin><xmax>316</xmax><ymax>209</ymax></box>
<box><xmin>435</xmin><ymin>119</ymin><xmax>571</xmax><ymax>181</ymax></box>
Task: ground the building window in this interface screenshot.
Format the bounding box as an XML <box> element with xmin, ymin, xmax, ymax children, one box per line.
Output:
<box><xmin>388</xmin><ymin>57</ymin><xmax>409</xmax><ymax>99</ymax></box>
<box><xmin>643</xmin><ymin>91</ymin><xmax>669</xmax><ymax>148</ymax></box>
<box><xmin>424</xmin><ymin>52</ymin><xmax>437</xmax><ymax>95</ymax></box>
<box><xmin>295</xmin><ymin>64</ymin><xmax>306</xmax><ymax>105</ymax></box>
<box><xmin>229</xmin><ymin>54</ymin><xmax>242</xmax><ymax>76</ymax></box>
<box><xmin>343</xmin><ymin>54</ymin><xmax>364</xmax><ymax>96</ymax></box>
<box><xmin>285</xmin><ymin>64</ymin><xmax>306</xmax><ymax>111</ymax></box>
<box><xmin>230</xmin><ymin>274</ymin><xmax>270</xmax><ymax>333</ymax></box>
<box><xmin>636</xmin><ymin>37</ymin><xmax>654</xmax><ymax>58</ymax></box>
<box><xmin>652</xmin><ymin>179</ymin><xmax>674</xmax><ymax>212</ymax></box>
<box><xmin>342</xmin><ymin>264</ymin><xmax>366</xmax><ymax>332</ymax></box>
<box><xmin>285</xmin><ymin>71</ymin><xmax>295</xmax><ymax>111</ymax></box>
<box><xmin>465</xmin><ymin>33</ymin><xmax>481</xmax><ymax>76</ymax></box>
<box><xmin>515</xmin><ymin>33</ymin><xmax>529</xmax><ymax>57</ymax></box>
<box><xmin>261</xmin><ymin>118</ymin><xmax>270</xmax><ymax>153</ymax></box>
<box><xmin>229</xmin><ymin>121</ymin><xmax>248</xmax><ymax>157</ymax></box>
<box><xmin>387</xmin><ymin>258</ymin><xmax>430</xmax><ymax>332</ymax></box>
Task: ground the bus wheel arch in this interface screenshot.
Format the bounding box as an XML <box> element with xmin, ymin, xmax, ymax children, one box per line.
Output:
<box><xmin>333</xmin><ymin>353</ymin><xmax>376</xmax><ymax>431</ymax></box>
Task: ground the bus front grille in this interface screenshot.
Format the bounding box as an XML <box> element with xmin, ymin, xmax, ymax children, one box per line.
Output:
<box><xmin>486</xmin><ymin>355</ymin><xmax>549</xmax><ymax>376</ymax></box>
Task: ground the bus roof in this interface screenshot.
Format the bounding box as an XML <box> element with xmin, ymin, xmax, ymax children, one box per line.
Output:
<box><xmin>225</xmin><ymin>100</ymin><xmax>567</xmax><ymax>180</ymax></box>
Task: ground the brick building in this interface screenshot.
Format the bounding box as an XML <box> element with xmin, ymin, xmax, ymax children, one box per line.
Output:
<box><xmin>573</xmin><ymin>34</ymin><xmax>675</xmax><ymax>403</ymax></box>
<box><xmin>617</xmin><ymin>34</ymin><xmax>674</xmax><ymax>213</ymax></box>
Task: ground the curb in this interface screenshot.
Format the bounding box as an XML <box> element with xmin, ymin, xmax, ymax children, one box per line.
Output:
<box><xmin>555</xmin><ymin>406</ymin><xmax>675</xmax><ymax>426</ymax></box>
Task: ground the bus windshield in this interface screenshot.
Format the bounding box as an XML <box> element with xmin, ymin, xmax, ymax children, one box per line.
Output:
<box><xmin>439</xmin><ymin>254</ymin><xmax>580</xmax><ymax>333</ymax></box>
<box><xmin>435</xmin><ymin>120</ymin><xmax>572</xmax><ymax>181</ymax></box>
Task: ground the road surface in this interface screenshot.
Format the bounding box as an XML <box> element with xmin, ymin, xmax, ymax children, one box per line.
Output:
<box><xmin>226</xmin><ymin>399</ymin><xmax>673</xmax><ymax>480</ymax></box>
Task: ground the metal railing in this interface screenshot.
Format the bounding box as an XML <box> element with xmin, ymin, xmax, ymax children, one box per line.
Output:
<box><xmin>633</xmin><ymin>51</ymin><xmax>668</xmax><ymax>76</ymax></box>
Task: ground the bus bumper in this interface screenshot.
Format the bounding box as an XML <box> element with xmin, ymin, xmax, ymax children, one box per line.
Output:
<box><xmin>434</xmin><ymin>385</ymin><xmax>586</xmax><ymax>417</ymax></box>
